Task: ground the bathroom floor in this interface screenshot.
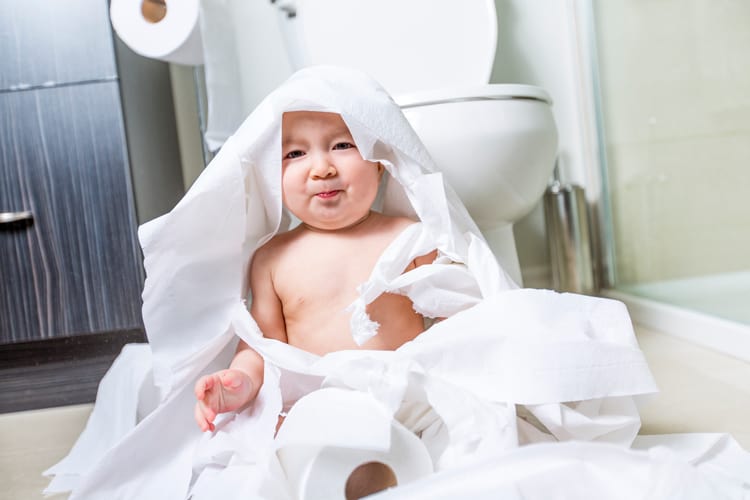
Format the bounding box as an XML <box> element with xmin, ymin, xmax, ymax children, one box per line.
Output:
<box><xmin>2</xmin><ymin>325</ymin><xmax>749</xmax><ymax>500</ymax></box>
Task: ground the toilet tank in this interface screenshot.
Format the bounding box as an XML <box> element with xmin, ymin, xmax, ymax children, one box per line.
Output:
<box><xmin>289</xmin><ymin>0</ymin><xmax>498</xmax><ymax>96</ymax></box>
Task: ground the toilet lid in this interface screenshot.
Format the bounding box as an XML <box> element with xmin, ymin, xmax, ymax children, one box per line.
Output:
<box><xmin>396</xmin><ymin>84</ymin><xmax>553</xmax><ymax>108</ymax></box>
<box><xmin>296</xmin><ymin>0</ymin><xmax>498</xmax><ymax>96</ymax></box>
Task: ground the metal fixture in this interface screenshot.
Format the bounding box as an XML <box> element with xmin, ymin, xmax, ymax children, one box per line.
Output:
<box><xmin>543</xmin><ymin>166</ymin><xmax>597</xmax><ymax>295</ymax></box>
<box><xmin>0</xmin><ymin>210</ymin><xmax>34</xmax><ymax>225</ymax></box>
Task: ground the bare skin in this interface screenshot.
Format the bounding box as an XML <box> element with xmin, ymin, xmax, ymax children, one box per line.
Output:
<box><xmin>194</xmin><ymin>112</ymin><xmax>435</xmax><ymax>436</ymax></box>
<box><xmin>193</xmin><ymin>212</ymin><xmax>434</xmax><ymax>432</ymax></box>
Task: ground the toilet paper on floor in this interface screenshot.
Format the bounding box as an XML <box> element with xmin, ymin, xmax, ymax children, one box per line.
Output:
<box><xmin>110</xmin><ymin>0</ymin><xmax>204</xmax><ymax>65</ymax></box>
<box><xmin>275</xmin><ymin>388</ymin><xmax>433</xmax><ymax>500</ymax></box>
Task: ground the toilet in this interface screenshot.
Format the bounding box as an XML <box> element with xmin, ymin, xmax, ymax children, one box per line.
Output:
<box><xmin>273</xmin><ymin>0</ymin><xmax>558</xmax><ymax>284</ymax></box>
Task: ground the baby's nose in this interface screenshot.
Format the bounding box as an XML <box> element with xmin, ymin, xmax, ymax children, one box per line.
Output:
<box><xmin>310</xmin><ymin>159</ymin><xmax>337</xmax><ymax>179</ymax></box>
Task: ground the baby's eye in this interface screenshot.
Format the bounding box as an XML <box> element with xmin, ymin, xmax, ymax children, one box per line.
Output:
<box><xmin>284</xmin><ymin>150</ymin><xmax>304</xmax><ymax>159</ymax></box>
<box><xmin>332</xmin><ymin>142</ymin><xmax>355</xmax><ymax>150</ymax></box>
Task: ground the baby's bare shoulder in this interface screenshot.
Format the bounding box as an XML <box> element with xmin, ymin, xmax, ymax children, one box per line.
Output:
<box><xmin>377</xmin><ymin>215</ymin><xmax>436</xmax><ymax>267</ymax></box>
<box><xmin>375</xmin><ymin>213</ymin><xmax>419</xmax><ymax>235</ymax></box>
<box><xmin>251</xmin><ymin>229</ymin><xmax>300</xmax><ymax>269</ymax></box>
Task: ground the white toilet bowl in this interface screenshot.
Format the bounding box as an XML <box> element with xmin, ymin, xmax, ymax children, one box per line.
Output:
<box><xmin>398</xmin><ymin>86</ymin><xmax>558</xmax><ymax>281</ymax></box>
<box><xmin>272</xmin><ymin>0</ymin><xmax>558</xmax><ymax>284</ymax></box>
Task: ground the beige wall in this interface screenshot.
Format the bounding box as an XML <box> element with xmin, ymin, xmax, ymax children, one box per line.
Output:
<box><xmin>593</xmin><ymin>0</ymin><xmax>750</xmax><ymax>284</ymax></box>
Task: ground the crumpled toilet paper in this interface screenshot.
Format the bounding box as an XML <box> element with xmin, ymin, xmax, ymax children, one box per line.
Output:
<box><xmin>43</xmin><ymin>66</ymin><xmax>750</xmax><ymax>499</ymax></box>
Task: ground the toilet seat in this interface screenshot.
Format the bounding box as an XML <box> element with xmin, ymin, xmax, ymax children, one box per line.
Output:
<box><xmin>396</xmin><ymin>84</ymin><xmax>553</xmax><ymax>108</ymax></box>
<box><xmin>296</xmin><ymin>0</ymin><xmax>498</xmax><ymax>96</ymax></box>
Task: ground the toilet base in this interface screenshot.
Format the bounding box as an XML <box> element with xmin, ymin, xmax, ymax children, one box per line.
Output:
<box><xmin>480</xmin><ymin>224</ymin><xmax>522</xmax><ymax>286</ymax></box>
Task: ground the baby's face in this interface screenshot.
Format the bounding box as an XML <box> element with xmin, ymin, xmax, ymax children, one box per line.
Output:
<box><xmin>281</xmin><ymin>111</ymin><xmax>383</xmax><ymax>230</ymax></box>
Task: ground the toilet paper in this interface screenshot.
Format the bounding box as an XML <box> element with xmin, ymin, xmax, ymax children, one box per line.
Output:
<box><xmin>275</xmin><ymin>388</ymin><xmax>433</xmax><ymax>500</ymax></box>
<box><xmin>197</xmin><ymin>0</ymin><xmax>247</xmax><ymax>151</ymax></box>
<box><xmin>110</xmin><ymin>0</ymin><xmax>204</xmax><ymax>65</ymax></box>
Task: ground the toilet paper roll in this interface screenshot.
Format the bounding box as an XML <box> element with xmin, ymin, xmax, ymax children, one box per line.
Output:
<box><xmin>276</xmin><ymin>388</ymin><xmax>434</xmax><ymax>499</ymax></box>
<box><xmin>110</xmin><ymin>0</ymin><xmax>204</xmax><ymax>65</ymax></box>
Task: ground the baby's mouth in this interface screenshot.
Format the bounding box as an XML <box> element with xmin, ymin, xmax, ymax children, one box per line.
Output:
<box><xmin>316</xmin><ymin>190</ymin><xmax>341</xmax><ymax>199</ymax></box>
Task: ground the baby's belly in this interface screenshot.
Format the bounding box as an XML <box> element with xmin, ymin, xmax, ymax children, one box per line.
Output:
<box><xmin>284</xmin><ymin>293</ymin><xmax>424</xmax><ymax>355</ymax></box>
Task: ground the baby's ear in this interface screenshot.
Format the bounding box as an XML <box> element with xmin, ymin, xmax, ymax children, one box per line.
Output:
<box><xmin>376</xmin><ymin>162</ymin><xmax>385</xmax><ymax>176</ymax></box>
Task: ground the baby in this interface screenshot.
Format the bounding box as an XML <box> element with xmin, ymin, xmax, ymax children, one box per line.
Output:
<box><xmin>194</xmin><ymin>110</ymin><xmax>437</xmax><ymax>433</ymax></box>
<box><xmin>52</xmin><ymin>68</ymin><xmax>707</xmax><ymax>500</ymax></box>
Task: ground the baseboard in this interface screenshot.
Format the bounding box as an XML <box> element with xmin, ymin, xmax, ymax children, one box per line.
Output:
<box><xmin>0</xmin><ymin>329</ymin><xmax>146</xmax><ymax>413</ymax></box>
<box><xmin>520</xmin><ymin>264</ymin><xmax>552</xmax><ymax>289</ymax></box>
<box><xmin>603</xmin><ymin>289</ymin><xmax>750</xmax><ymax>363</ymax></box>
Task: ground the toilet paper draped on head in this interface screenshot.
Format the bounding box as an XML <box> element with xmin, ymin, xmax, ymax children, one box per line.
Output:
<box><xmin>138</xmin><ymin>65</ymin><xmax>515</xmax><ymax>397</ymax></box>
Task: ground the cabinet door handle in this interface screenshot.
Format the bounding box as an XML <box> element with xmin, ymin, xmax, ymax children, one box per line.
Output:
<box><xmin>0</xmin><ymin>211</ymin><xmax>34</xmax><ymax>224</ymax></box>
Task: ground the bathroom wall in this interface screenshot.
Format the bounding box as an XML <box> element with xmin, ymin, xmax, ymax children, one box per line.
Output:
<box><xmin>113</xmin><ymin>38</ymin><xmax>185</xmax><ymax>224</ymax></box>
<box><xmin>592</xmin><ymin>0</ymin><xmax>750</xmax><ymax>284</ymax></box>
<box><xmin>170</xmin><ymin>0</ymin><xmax>598</xmax><ymax>287</ymax></box>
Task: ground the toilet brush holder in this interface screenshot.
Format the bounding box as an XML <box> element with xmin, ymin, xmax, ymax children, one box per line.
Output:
<box><xmin>543</xmin><ymin>181</ymin><xmax>597</xmax><ymax>295</ymax></box>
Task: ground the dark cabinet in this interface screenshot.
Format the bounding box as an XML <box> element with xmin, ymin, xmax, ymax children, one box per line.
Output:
<box><xmin>0</xmin><ymin>0</ymin><xmax>145</xmax><ymax>344</ymax></box>
<box><xmin>0</xmin><ymin>83</ymin><xmax>143</xmax><ymax>343</ymax></box>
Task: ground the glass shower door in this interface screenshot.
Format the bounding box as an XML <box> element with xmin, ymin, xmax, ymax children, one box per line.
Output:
<box><xmin>590</xmin><ymin>0</ymin><xmax>750</xmax><ymax>325</ymax></box>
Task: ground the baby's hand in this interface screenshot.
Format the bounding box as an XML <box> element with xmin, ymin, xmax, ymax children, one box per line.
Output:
<box><xmin>194</xmin><ymin>369</ymin><xmax>255</xmax><ymax>432</ymax></box>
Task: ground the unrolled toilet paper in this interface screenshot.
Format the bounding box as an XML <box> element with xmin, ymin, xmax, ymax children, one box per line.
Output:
<box><xmin>110</xmin><ymin>0</ymin><xmax>204</xmax><ymax>65</ymax></box>
<box><xmin>275</xmin><ymin>388</ymin><xmax>433</xmax><ymax>499</ymax></box>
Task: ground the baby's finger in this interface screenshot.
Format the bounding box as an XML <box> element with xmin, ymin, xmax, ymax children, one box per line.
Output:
<box><xmin>194</xmin><ymin>376</ymin><xmax>206</xmax><ymax>399</ymax></box>
<box><xmin>194</xmin><ymin>374</ymin><xmax>215</xmax><ymax>400</ymax></box>
<box><xmin>220</xmin><ymin>371</ymin><xmax>243</xmax><ymax>390</ymax></box>
<box><xmin>198</xmin><ymin>398</ymin><xmax>218</xmax><ymax>424</ymax></box>
<box><xmin>196</xmin><ymin>400</ymin><xmax>217</xmax><ymax>432</ymax></box>
<box><xmin>194</xmin><ymin>403</ymin><xmax>209</xmax><ymax>432</ymax></box>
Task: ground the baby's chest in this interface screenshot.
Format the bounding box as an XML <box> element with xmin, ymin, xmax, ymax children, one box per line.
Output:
<box><xmin>273</xmin><ymin>249</ymin><xmax>381</xmax><ymax>306</ymax></box>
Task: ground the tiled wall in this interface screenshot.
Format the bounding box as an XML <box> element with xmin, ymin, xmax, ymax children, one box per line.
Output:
<box><xmin>593</xmin><ymin>0</ymin><xmax>750</xmax><ymax>284</ymax></box>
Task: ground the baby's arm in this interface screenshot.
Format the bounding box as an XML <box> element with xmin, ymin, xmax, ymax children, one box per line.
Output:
<box><xmin>412</xmin><ymin>249</ymin><xmax>439</xmax><ymax>268</ymax></box>
<box><xmin>193</xmin><ymin>244</ymin><xmax>287</xmax><ymax>432</ymax></box>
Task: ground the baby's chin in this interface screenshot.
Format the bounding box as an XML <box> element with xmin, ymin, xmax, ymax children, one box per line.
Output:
<box><xmin>298</xmin><ymin>211</ymin><xmax>374</xmax><ymax>233</ymax></box>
